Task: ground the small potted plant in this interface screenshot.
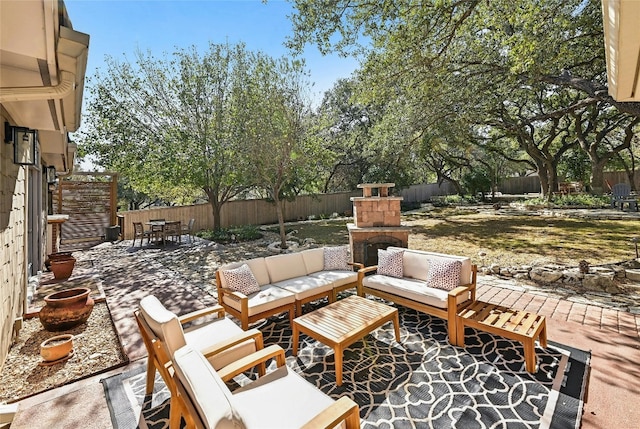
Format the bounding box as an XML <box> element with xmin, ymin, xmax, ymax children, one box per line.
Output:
<box><xmin>40</xmin><ymin>334</ymin><xmax>74</xmax><ymax>362</ymax></box>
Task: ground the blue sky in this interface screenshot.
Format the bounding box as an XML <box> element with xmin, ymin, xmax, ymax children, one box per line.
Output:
<box><xmin>65</xmin><ymin>0</ymin><xmax>361</xmax><ymax>105</ymax></box>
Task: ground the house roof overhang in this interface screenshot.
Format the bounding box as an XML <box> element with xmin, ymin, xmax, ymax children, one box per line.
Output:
<box><xmin>0</xmin><ymin>0</ymin><xmax>89</xmax><ymax>173</ymax></box>
<box><xmin>602</xmin><ymin>0</ymin><xmax>640</xmax><ymax>102</ymax></box>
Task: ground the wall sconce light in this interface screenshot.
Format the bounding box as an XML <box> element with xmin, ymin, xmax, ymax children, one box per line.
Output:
<box><xmin>46</xmin><ymin>166</ymin><xmax>57</xmax><ymax>184</ymax></box>
<box><xmin>4</xmin><ymin>121</ymin><xmax>38</xmax><ymax>165</ymax></box>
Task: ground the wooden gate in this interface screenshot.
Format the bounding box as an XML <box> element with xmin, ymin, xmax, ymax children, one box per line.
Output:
<box><xmin>54</xmin><ymin>172</ymin><xmax>118</xmax><ymax>250</ymax></box>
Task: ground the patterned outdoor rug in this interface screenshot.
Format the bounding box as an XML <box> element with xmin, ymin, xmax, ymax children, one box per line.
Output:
<box><xmin>102</xmin><ymin>305</ymin><xmax>589</xmax><ymax>429</ymax></box>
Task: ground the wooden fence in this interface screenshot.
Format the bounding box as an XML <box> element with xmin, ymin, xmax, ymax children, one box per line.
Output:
<box><xmin>117</xmin><ymin>171</ymin><xmax>638</xmax><ymax>239</ymax></box>
<box><xmin>119</xmin><ymin>191</ymin><xmax>360</xmax><ymax>240</ymax></box>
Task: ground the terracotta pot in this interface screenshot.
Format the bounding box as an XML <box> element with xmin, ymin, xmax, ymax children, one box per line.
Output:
<box><xmin>49</xmin><ymin>256</ymin><xmax>76</xmax><ymax>280</ymax></box>
<box><xmin>40</xmin><ymin>334</ymin><xmax>74</xmax><ymax>362</ymax></box>
<box><xmin>39</xmin><ymin>287</ymin><xmax>94</xmax><ymax>331</ymax></box>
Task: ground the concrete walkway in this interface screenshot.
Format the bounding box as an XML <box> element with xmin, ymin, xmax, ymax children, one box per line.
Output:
<box><xmin>9</xmin><ymin>240</ymin><xmax>640</xmax><ymax>429</ymax></box>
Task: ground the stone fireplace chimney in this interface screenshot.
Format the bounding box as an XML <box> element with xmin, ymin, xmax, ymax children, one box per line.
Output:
<box><xmin>347</xmin><ymin>183</ymin><xmax>410</xmax><ymax>266</ymax></box>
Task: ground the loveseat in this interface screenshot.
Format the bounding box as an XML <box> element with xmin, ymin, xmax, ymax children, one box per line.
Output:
<box><xmin>357</xmin><ymin>246</ymin><xmax>477</xmax><ymax>344</ymax></box>
<box><xmin>216</xmin><ymin>246</ymin><xmax>362</xmax><ymax>329</ymax></box>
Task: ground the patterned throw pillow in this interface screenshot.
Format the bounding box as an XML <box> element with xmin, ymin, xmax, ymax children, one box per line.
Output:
<box><xmin>222</xmin><ymin>264</ymin><xmax>261</xmax><ymax>295</ymax></box>
<box><xmin>377</xmin><ymin>248</ymin><xmax>404</xmax><ymax>278</ymax></box>
<box><xmin>426</xmin><ymin>258</ymin><xmax>462</xmax><ymax>291</ymax></box>
<box><xmin>323</xmin><ymin>246</ymin><xmax>351</xmax><ymax>271</ymax></box>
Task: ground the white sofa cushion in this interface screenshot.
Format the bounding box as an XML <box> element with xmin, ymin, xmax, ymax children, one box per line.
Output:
<box><xmin>219</xmin><ymin>258</ymin><xmax>271</xmax><ymax>286</ymax></box>
<box><xmin>362</xmin><ymin>274</ymin><xmax>469</xmax><ymax>309</ymax></box>
<box><xmin>309</xmin><ymin>270</ymin><xmax>357</xmax><ymax>288</ymax></box>
<box><xmin>273</xmin><ymin>276</ymin><xmax>334</xmax><ymax>300</ymax></box>
<box><xmin>139</xmin><ymin>295</ymin><xmax>186</xmax><ymax>355</ymax></box>
<box><xmin>221</xmin><ymin>284</ymin><xmax>295</xmax><ymax>317</ymax></box>
<box><xmin>232</xmin><ymin>365</ymin><xmax>337</xmax><ymax>428</ymax></box>
<box><xmin>264</xmin><ymin>253</ymin><xmax>308</xmax><ymax>283</ymax></box>
<box><xmin>390</xmin><ymin>247</ymin><xmax>472</xmax><ymax>285</ymax></box>
<box><xmin>173</xmin><ymin>345</ymin><xmax>242</xmax><ymax>429</ymax></box>
<box><xmin>402</xmin><ymin>250</ymin><xmax>430</xmax><ymax>282</ymax></box>
<box><xmin>301</xmin><ymin>247</ymin><xmax>324</xmax><ymax>274</ymax></box>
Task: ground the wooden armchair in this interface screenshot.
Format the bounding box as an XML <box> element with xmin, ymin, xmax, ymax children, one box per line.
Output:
<box><xmin>182</xmin><ymin>218</ymin><xmax>196</xmax><ymax>243</ymax></box>
<box><xmin>132</xmin><ymin>222</ymin><xmax>151</xmax><ymax>247</ymax></box>
<box><xmin>171</xmin><ymin>344</ymin><xmax>361</xmax><ymax>429</ymax></box>
<box><xmin>135</xmin><ymin>296</ymin><xmax>266</xmax><ymax>424</ymax></box>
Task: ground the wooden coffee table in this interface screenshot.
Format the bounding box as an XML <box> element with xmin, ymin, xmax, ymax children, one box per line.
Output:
<box><xmin>292</xmin><ymin>295</ymin><xmax>400</xmax><ymax>386</ymax></box>
<box><xmin>455</xmin><ymin>301</ymin><xmax>547</xmax><ymax>373</ymax></box>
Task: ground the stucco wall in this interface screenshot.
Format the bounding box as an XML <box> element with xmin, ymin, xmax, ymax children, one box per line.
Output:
<box><xmin>1</xmin><ymin>112</ymin><xmax>27</xmax><ymax>371</ymax></box>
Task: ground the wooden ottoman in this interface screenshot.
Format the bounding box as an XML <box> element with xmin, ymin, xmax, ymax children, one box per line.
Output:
<box><xmin>455</xmin><ymin>301</ymin><xmax>547</xmax><ymax>373</ymax></box>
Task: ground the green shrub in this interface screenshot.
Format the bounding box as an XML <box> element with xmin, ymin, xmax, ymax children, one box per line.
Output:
<box><xmin>524</xmin><ymin>194</ymin><xmax>610</xmax><ymax>207</ymax></box>
<box><xmin>430</xmin><ymin>195</ymin><xmax>477</xmax><ymax>207</ymax></box>
<box><xmin>196</xmin><ymin>225</ymin><xmax>263</xmax><ymax>243</ymax></box>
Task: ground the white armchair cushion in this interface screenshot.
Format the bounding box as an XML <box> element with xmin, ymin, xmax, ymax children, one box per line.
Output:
<box><xmin>183</xmin><ymin>317</ymin><xmax>256</xmax><ymax>370</ymax></box>
<box><xmin>222</xmin><ymin>264</ymin><xmax>261</xmax><ymax>295</ymax></box>
<box><xmin>173</xmin><ymin>345</ymin><xmax>242</xmax><ymax>429</ymax></box>
<box><xmin>139</xmin><ymin>295</ymin><xmax>186</xmax><ymax>355</ymax></box>
<box><xmin>323</xmin><ymin>246</ymin><xmax>350</xmax><ymax>271</ymax></box>
<box><xmin>232</xmin><ymin>365</ymin><xmax>337</xmax><ymax>428</ymax></box>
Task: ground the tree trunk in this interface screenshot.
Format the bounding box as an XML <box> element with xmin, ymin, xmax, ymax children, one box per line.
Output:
<box><xmin>274</xmin><ymin>194</ymin><xmax>287</xmax><ymax>249</ymax></box>
<box><xmin>206</xmin><ymin>190</ymin><xmax>223</xmax><ymax>231</ymax></box>
<box><xmin>589</xmin><ymin>160</ymin><xmax>608</xmax><ymax>195</ymax></box>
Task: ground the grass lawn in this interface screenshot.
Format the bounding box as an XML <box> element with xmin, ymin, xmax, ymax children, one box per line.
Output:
<box><xmin>269</xmin><ymin>207</ymin><xmax>639</xmax><ymax>268</ymax></box>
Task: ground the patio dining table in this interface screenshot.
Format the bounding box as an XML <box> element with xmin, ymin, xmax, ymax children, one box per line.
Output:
<box><xmin>145</xmin><ymin>220</ymin><xmax>182</xmax><ymax>247</ymax></box>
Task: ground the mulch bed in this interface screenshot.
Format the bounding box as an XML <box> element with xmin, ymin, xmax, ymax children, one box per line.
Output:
<box><xmin>0</xmin><ymin>302</ymin><xmax>127</xmax><ymax>403</ymax></box>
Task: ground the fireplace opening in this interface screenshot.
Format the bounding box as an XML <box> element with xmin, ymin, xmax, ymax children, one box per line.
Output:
<box><xmin>364</xmin><ymin>236</ymin><xmax>403</xmax><ymax>267</ymax></box>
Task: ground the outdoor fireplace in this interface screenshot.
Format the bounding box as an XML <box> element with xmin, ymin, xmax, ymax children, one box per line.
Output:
<box><xmin>347</xmin><ymin>183</ymin><xmax>410</xmax><ymax>266</ymax></box>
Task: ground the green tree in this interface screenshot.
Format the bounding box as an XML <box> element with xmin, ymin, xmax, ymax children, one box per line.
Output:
<box><xmin>243</xmin><ymin>56</ymin><xmax>315</xmax><ymax>248</ymax></box>
<box><xmin>79</xmin><ymin>42</ymin><xmax>259</xmax><ymax>230</ymax></box>
<box><xmin>287</xmin><ymin>0</ymin><xmax>640</xmax><ymax>196</ymax></box>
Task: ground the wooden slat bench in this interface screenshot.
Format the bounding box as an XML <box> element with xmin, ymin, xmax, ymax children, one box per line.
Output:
<box><xmin>454</xmin><ymin>301</ymin><xmax>547</xmax><ymax>373</ymax></box>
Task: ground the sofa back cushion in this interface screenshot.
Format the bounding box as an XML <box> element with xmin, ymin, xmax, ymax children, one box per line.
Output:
<box><xmin>139</xmin><ymin>295</ymin><xmax>186</xmax><ymax>356</ymax></box>
<box><xmin>377</xmin><ymin>248</ymin><xmax>404</xmax><ymax>278</ymax></box>
<box><xmin>173</xmin><ymin>345</ymin><xmax>244</xmax><ymax>429</ymax></box>
<box><xmin>221</xmin><ymin>264</ymin><xmax>261</xmax><ymax>295</ymax></box>
<box><xmin>265</xmin><ymin>253</ymin><xmax>307</xmax><ymax>283</ymax></box>
<box><xmin>301</xmin><ymin>248</ymin><xmax>324</xmax><ymax>274</ymax></box>
<box><xmin>323</xmin><ymin>246</ymin><xmax>351</xmax><ymax>271</ymax></box>
<box><xmin>425</xmin><ymin>258</ymin><xmax>462</xmax><ymax>291</ymax></box>
<box><xmin>390</xmin><ymin>247</ymin><xmax>472</xmax><ymax>285</ymax></box>
<box><xmin>219</xmin><ymin>258</ymin><xmax>270</xmax><ymax>286</ymax></box>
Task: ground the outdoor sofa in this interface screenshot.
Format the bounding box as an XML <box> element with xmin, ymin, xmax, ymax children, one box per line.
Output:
<box><xmin>357</xmin><ymin>246</ymin><xmax>477</xmax><ymax>345</ymax></box>
<box><xmin>215</xmin><ymin>246</ymin><xmax>363</xmax><ymax>329</ymax></box>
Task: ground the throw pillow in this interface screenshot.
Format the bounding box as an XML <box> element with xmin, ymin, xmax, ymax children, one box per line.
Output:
<box><xmin>426</xmin><ymin>258</ymin><xmax>462</xmax><ymax>291</ymax></box>
<box><xmin>377</xmin><ymin>248</ymin><xmax>404</xmax><ymax>278</ymax></box>
<box><xmin>323</xmin><ymin>246</ymin><xmax>351</xmax><ymax>271</ymax></box>
<box><xmin>222</xmin><ymin>264</ymin><xmax>261</xmax><ymax>295</ymax></box>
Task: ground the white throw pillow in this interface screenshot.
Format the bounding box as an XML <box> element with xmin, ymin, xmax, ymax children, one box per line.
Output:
<box><xmin>377</xmin><ymin>248</ymin><xmax>404</xmax><ymax>278</ymax></box>
<box><xmin>323</xmin><ymin>246</ymin><xmax>351</xmax><ymax>271</ymax></box>
<box><xmin>426</xmin><ymin>258</ymin><xmax>462</xmax><ymax>291</ymax></box>
<box><xmin>222</xmin><ymin>263</ymin><xmax>261</xmax><ymax>295</ymax></box>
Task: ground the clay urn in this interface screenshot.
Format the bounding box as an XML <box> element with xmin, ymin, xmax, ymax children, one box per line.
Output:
<box><xmin>49</xmin><ymin>253</ymin><xmax>76</xmax><ymax>280</ymax></box>
<box><xmin>40</xmin><ymin>334</ymin><xmax>74</xmax><ymax>362</ymax></box>
<box><xmin>39</xmin><ymin>287</ymin><xmax>94</xmax><ymax>331</ymax></box>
